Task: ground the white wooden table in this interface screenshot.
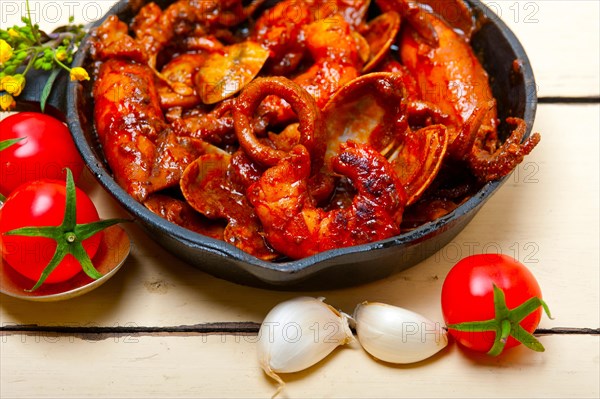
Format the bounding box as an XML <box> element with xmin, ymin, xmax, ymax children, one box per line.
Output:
<box><xmin>1</xmin><ymin>1</ymin><xmax>599</xmax><ymax>397</ymax></box>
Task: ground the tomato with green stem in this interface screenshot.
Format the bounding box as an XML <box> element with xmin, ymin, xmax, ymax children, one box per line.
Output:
<box><xmin>441</xmin><ymin>254</ymin><xmax>552</xmax><ymax>356</ymax></box>
<box><xmin>0</xmin><ymin>169</ymin><xmax>126</xmax><ymax>291</ymax></box>
<box><xmin>0</xmin><ymin>112</ymin><xmax>84</xmax><ymax>198</ymax></box>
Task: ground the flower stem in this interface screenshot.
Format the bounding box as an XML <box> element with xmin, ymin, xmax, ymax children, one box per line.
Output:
<box><xmin>53</xmin><ymin>55</ymin><xmax>71</xmax><ymax>72</ymax></box>
<box><xmin>25</xmin><ymin>0</ymin><xmax>42</xmax><ymax>46</ymax></box>
<box><xmin>21</xmin><ymin>49</ymin><xmax>39</xmax><ymax>75</ymax></box>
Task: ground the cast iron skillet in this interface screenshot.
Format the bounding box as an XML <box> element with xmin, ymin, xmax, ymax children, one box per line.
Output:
<box><xmin>55</xmin><ymin>0</ymin><xmax>537</xmax><ymax>289</ymax></box>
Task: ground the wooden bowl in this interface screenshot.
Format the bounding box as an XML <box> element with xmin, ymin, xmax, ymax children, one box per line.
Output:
<box><xmin>0</xmin><ymin>226</ymin><xmax>130</xmax><ymax>301</ymax></box>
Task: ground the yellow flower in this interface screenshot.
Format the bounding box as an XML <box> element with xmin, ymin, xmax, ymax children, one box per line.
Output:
<box><xmin>8</xmin><ymin>29</ymin><xmax>20</xmax><ymax>39</ymax></box>
<box><xmin>0</xmin><ymin>39</ymin><xmax>13</xmax><ymax>65</ymax></box>
<box><xmin>0</xmin><ymin>92</ymin><xmax>16</xmax><ymax>111</ymax></box>
<box><xmin>55</xmin><ymin>48</ymin><xmax>67</xmax><ymax>61</ymax></box>
<box><xmin>69</xmin><ymin>67</ymin><xmax>90</xmax><ymax>81</ymax></box>
<box><xmin>1</xmin><ymin>74</ymin><xmax>26</xmax><ymax>96</ymax></box>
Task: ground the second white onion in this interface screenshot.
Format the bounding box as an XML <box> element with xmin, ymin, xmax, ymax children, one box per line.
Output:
<box><xmin>353</xmin><ymin>301</ymin><xmax>448</xmax><ymax>364</ymax></box>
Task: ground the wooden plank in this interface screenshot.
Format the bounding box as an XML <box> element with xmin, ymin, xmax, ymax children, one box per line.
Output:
<box><xmin>1</xmin><ymin>334</ymin><xmax>598</xmax><ymax>398</ymax></box>
<box><xmin>2</xmin><ymin>104</ymin><xmax>598</xmax><ymax>330</ymax></box>
<box><xmin>480</xmin><ymin>0</ymin><xmax>600</xmax><ymax>98</ymax></box>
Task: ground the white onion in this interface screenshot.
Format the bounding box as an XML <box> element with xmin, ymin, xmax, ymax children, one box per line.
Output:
<box><xmin>353</xmin><ymin>301</ymin><xmax>448</xmax><ymax>364</ymax></box>
<box><xmin>257</xmin><ymin>297</ymin><xmax>353</xmax><ymax>397</ymax></box>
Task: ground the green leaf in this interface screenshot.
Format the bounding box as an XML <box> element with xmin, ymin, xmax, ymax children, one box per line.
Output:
<box><xmin>62</xmin><ymin>168</ymin><xmax>77</xmax><ymax>230</ymax></box>
<box><xmin>3</xmin><ymin>225</ymin><xmax>60</xmax><ymax>239</ymax></box>
<box><xmin>70</xmin><ymin>242</ymin><xmax>103</xmax><ymax>280</ymax></box>
<box><xmin>492</xmin><ymin>284</ymin><xmax>510</xmax><ymax>319</ymax></box>
<box><xmin>512</xmin><ymin>324</ymin><xmax>545</xmax><ymax>352</ymax></box>
<box><xmin>0</xmin><ymin>137</ymin><xmax>25</xmax><ymax>151</ymax></box>
<box><xmin>40</xmin><ymin>67</ymin><xmax>60</xmax><ymax>112</ymax></box>
<box><xmin>487</xmin><ymin>319</ymin><xmax>511</xmax><ymax>356</ymax></box>
<box><xmin>74</xmin><ymin>219</ymin><xmax>131</xmax><ymax>241</ymax></box>
<box><xmin>446</xmin><ymin>320</ymin><xmax>498</xmax><ymax>333</ymax></box>
<box><xmin>540</xmin><ymin>299</ymin><xmax>554</xmax><ymax>320</ymax></box>
<box><xmin>508</xmin><ymin>296</ymin><xmax>546</xmax><ymax>323</ymax></box>
<box><xmin>27</xmin><ymin>243</ymin><xmax>69</xmax><ymax>292</ymax></box>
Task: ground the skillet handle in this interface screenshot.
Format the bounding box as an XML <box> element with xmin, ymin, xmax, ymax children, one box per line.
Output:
<box><xmin>13</xmin><ymin>68</ymin><xmax>69</xmax><ymax>123</ymax></box>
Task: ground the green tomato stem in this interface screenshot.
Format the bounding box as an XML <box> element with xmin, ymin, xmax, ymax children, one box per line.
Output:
<box><xmin>446</xmin><ymin>284</ymin><xmax>551</xmax><ymax>356</ymax></box>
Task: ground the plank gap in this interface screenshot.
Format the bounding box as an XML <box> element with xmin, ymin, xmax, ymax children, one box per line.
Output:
<box><xmin>0</xmin><ymin>322</ymin><xmax>261</xmax><ymax>334</ymax></box>
<box><xmin>1</xmin><ymin>324</ymin><xmax>598</xmax><ymax>340</ymax></box>
<box><xmin>534</xmin><ymin>327</ymin><xmax>600</xmax><ymax>335</ymax></box>
<box><xmin>538</xmin><ymin>96</ymin><xmax>600</xmax><ymax>104</ymax></box>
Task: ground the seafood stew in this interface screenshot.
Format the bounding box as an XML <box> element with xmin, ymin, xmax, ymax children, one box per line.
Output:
<box><xmin>67</xmin><ymin>0</ymin><xmax>538</xmax><ymax>288</ymax></box>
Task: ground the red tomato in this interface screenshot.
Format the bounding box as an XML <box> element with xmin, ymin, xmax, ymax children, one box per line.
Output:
<box><xmin>0</xmin><ymin>112</ymin><xmax>84</xmax><ymax>196</ymax></box>
<box><xmin>0</xmin><ymin>180</ymin><xmax>102</xmax><ymax>284</ymax></box>
<box><xmin>441</xmin><ymin>254</ymin><xmax>545</xmax><ymax>354</ymax></box>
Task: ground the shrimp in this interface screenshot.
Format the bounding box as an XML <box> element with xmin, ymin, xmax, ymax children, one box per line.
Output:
<box><xmin>93</xmin><ymin>58</ymin><xmax>220</xmax><ymax>201</ymax></box>
<box><xmin>257</xmin><ymin>14</ymin><xmax>364</xmax><ymax>126</ymax></box>
<box><xmin>93</xmin><ymin>59</ymin><xmax>167</xmax><ymax>201</ymax></box>
<box><xmin>400</xmin><ymin>10</ymin><xmax>497</xmax><ymax>159</ymax></box>
<box><xmin>247</xmin><ymin>142</ymin><xmax>407</xmax><ymax>259</ymax></box>
<box><xmin>250</xmin><ymin>0</ymin><xmax>313</xmax><ymax>75</ymax></box>
<box><xmin>251</xmin><ymin>0</ymin><xmax>370</xmax><ymax>75</ymax></box>
<box><xmin>321</xmin><ymin>72</ymin><xmax>448</xmax><ymax>205</ymax></box>
<box><xmin>91</xmin><ymin>15</ymin><xmax>148</xmax><ymax>63</ymax></box>
<box><xmin>400</xmin><ymin>10</ymin><xmax>540</xmax><ymax>179</ymax></box>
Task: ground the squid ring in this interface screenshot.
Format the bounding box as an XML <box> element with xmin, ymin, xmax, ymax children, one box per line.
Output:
<box><xmin>233</xmin><ymin>77</ymin><xmax>325</xmax><ymax>168</ymax></box>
